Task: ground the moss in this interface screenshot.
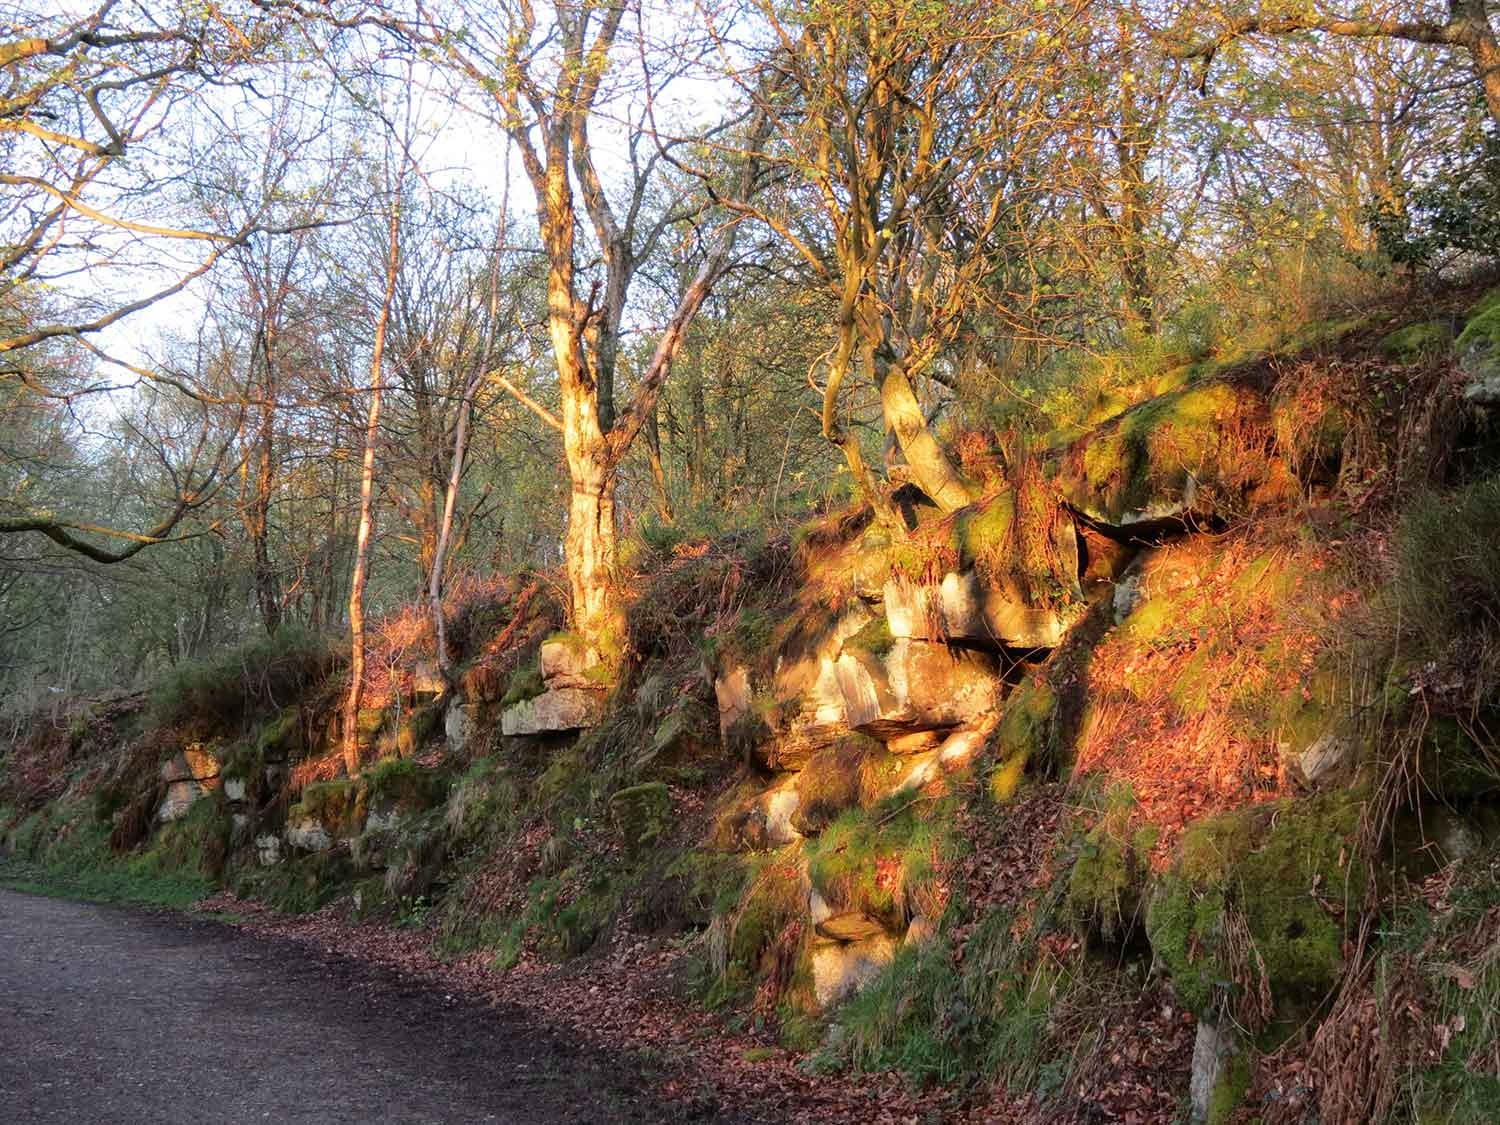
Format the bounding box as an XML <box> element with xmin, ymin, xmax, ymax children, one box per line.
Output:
<box><xmin>290</xmin><ymin>778</ymin><xmax>366</xmax><ymax>837</ymax></box>
<box><xmin>255</xmin><ymin>707</ymin><xmax>303</xmax><ymax>759</ymax></box>
<box><xmin>844</xmin><ymin>615</ymin><xmax>894</xmax><ymax>659</ymax></box>
<box><xmin>608</xmin><ymin>782</ymin><xmax>672</xmax><ymax>854</ymax></box>
<box><xmin>805</xmin><ymin>799</ymin><xmax>957</xmax><ymax>926</ymax></box>
<box><xmin>393</xmin><ymin>703</ymin><xmax>443</xmax><ymax>756</ymax></box>
<box><xmin>1068</xmin><ymin>380</ymin><xmax>1257</xmax><ymax>525</ymax></box>
<box><xmin>499</xmin><ymin>664</ymin><xmax>546</xmax><ymax>708</ymax></box>
<box><xmin>364</xmin><ymin>757</ymin><xmax>448</xmax><ymax>810</ymax></box>
<box><xmin>1067</xmin><ymin>786</ymin><xmax>1156</xmax><ymax>940</ymax></box>
<box><xmin>990</xmin><ymin>677</ymin><xmax>1058</xmax><ymax>798</ymax></box>
<box><xmin>727</xmin><ymin>852</ymin><xmax>806</xmax><ymax>975</ymax></box>
<box><xmin>444</xmin><ymin>756</ymin><xmax>520</xmax><ymax>845</ymax></box>
<box><xmin>1457</xmin><ymin>300</ymin><xmax>1500</xmax><ymax>355</ymax></box>
<box><xmin>792</xmin><ymin>736</ymin><xmax>893</xmax><ymax>834</ymax></box>
<box><xmin>1380</xmin><ymin>320</ymin><xmax>1452</xmax><ymax>361</ymax></box>
<box><xmin>1206</xmin><ymin>1051</ymin><xmax>1252</xmax><ymax>1125</ymax></box>
<box><xmin>1146</xmin><ymin>791</ymin><xmax>1367</xmax><ymax>1019</ymax></box>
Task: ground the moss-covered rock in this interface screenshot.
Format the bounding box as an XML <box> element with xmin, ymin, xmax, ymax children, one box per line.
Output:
<box><xmin>1458</xmin><ymin>300</ymin><xmax>1500</xmax><ymax>406</ymax></box>
<box><xmin>990</xmin><ymin>676</ymin><xmax>1058</xmax><ymax>801</ymax></box>
<box><xmin>1145</xmin><ymin>791</ymin><xmax>1366</xmax><ymax>1021</ymax></box>
<box><xmin>1052</xmin><ymin>380</ymin><xmax>1275</xmax><ymax>528</ymax></box>
<box><xmin>1380</xmin><ymin>320</ymin><xmax>1452</xmax><ymax>362</ymax></box>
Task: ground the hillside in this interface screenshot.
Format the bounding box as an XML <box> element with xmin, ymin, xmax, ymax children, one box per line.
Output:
<box><xmin>6</xmin><ymin>280</ymin><xmax>1499</xmax><ymax>1123</ymax></box>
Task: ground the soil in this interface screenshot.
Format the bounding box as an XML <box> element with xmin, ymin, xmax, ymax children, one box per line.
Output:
<box><xmin>0</xmin><ymin>888</ymin><xmax>682</xmax><ymax>1124</ymax></box>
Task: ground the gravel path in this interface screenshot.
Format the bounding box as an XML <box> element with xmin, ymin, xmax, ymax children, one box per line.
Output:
<box><xmin>0</xmin><ymin>888</ymin><xmax>667</xmax><ymax>1124</ymax></box>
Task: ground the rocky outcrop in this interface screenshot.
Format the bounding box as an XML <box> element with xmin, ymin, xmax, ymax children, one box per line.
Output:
<box><xmin>157</xmin><ymin>745</ymin><xmax>221</xmax><ymax>822</ymax></box>
<box><xmin>500</xmin><ymin>687</ymin><xmax>607</xmax><ymax>736</ymax></box>
<box><xmin>1458</xmin><ymin>296</ymin><xmax>1500</xmax><ymax>406</ymax></box>
<box><xmin>835</xmin><ymin>639</ymin><xmax>999</xmax><ymax>739</ymax></box>
<box><xmin>884</xmin><ymin>571</ymin><xmax>1073</xmax><ymax>649</ymax></box>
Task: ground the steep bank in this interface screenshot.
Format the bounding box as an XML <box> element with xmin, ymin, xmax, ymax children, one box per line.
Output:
<box><xmin>5</xmin><ymin>282</ymin><xmax>1500</xmax><ymax>1123</ymax></box>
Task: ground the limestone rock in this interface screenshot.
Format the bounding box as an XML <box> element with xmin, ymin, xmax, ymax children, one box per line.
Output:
<box><xmin>411</xmin><ymin>659</ymin><xmax>446</xmax><ymax>698</ymax></box>
<box><xmin>835</xmin><ymin>639</ymin><xmax>1000</xmax><ymax>739</ymax></box>
<box><xmin>810</xmin><ymin>933</ymin><xmax>897</xmax><ymax>1009</ymax></box>
<box><xmin>904</xmin><ymin>915</ymin><xmax>937</xmax><ymax>948</ymax></box>
<box><xmin>1458</xmin><ymin>301</ymin><xmax>1500</xmax><ymax>406</ymax></box>
<box><xmin>444</xmin><ymin>701</ymin><xmax>472</xmax><ymax>754</ymax></box>
<box><xmin>723</xmin><ymin>783</ymin><xmax>803</xmax><ymax>851</ymax></box>
<box><xmin>540</xmin><ymin>635</ymin><xmax>604</xmax><ymax>689</ymax></box>
<box><xmin>1189</xmin><ymin>1020</ymin><xmax>1240</xmax><ymax>1123</ymax></box>
<box><xmin>222</xmin><ymin>777</ymin><xmax>247</xmax><ymax>803</ymax></box>
<box><xmin>500</xmin><ymin>687</ymin><xmax>606</xmax><ymax>736</ymax></box>
<box><xmin>156</xmin><ymin>780</ymin><xmax>204</xmax><ymax>823</ymax></box>
<box><xmin>815</xmin><ymin>911</ymin><xmax>890</xmax><ymax>942</ymax></box>
<box><xmin>160</xmin><ymin>745</ymin><xmax>220</xmax><ymax>785</ymax></box>
<box><xmin>885</xmin><ymin>572</ymin><xmax>1070</xmax><ymax>650</ymax></box>
<box><xmin>255</xmin><ymin>833</ymin><xmax>283</xmax><ymax>866</ymax></box>
<box><xmin>286</xmin><ymin>818</ymin><xmax>334</xmax><ymax>853</ymax></box>
<box><xmin>1295</xmin><ymin>733</ymin><xmax>1354</xmax><ymax>787</ymax></box>
<box><xmin>713</xmin><ymin>664</ymin><xmax>754</xmax><ymax>744</ymax></box>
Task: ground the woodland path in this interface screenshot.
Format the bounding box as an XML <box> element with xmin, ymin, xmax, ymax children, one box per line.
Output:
<box><xmin>0</xmin><ymin>888</ymin><xmax>671</xmax><ymax>1124</ymax></box>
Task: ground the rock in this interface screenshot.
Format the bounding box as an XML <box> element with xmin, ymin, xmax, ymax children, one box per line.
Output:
<box><xmin>886</xmin><ymin>729</ymin><xmax>944</xmax><ymax>755</ymax></box>
<box><xmin>1296</xmin><ymin>733</ymin><xmax>1354</xmax><ymax>787</ymax></box>
<box><xmin>815</xmin><ymin>911</ymin><xmax>890</xmax><ymax>942</ymax></box>
<box><xmin>808</xmin><ymin>886</ymin><xmax>833</xmax><ymax>928</ymax></box>
<box><xmin>230</xmin><ymin>812</ymin><xmax>250</xmax><ymax>841</ymax></box>
<box><xmin>1189</xmin><ymin>1020</ymin><xmax>1240</xmax><ymax>1123</ymax></box>
<box><xmin>713</xmin><ymin>665</ymin><xmax>755</xmax><ymax>743</ymax></box>
<box><xmin>835</xmin><ymin>639</ymin><xmax>1000</xmax><ymax>739</ymax></box>
<box><xmin>937</xmin><ymin>726</ymin><xmax>989</xmax><ymax>768</ymax></box>
<box><xmin>444</xmin><ymin>701</ymin><xmax>472</xmax><ymax>754</ymax></box>
<box><xmin>1051</xmin><ymin>380</ymin><xmax>1272</xmax><ymax>529</ymax></box>
<box><xmin>1458</xmin><ymin>300</ymin><xmax>1500</xmax><ymax>406</ymax></box>
<box><xmin>364</xmin><ymin>803</ymin><xmax>404</xmax><ymax>833</ymax></box>
<box><xmin>540</xmin><ymin>635</ymin><xmax>605</xmax><ymax>689</ymax></box>
<box><xmin>156</xmin><ymin>779</ymin><xmax>204</xmax><ymax>823</ymax></box>
<box><xmin>904</xmin><ymin>915</ymin><xmax>937</xmax><ymax>948</ymax></box>
<box><xmin>255</xmin><ymin>833</ymin><xmax>283</xmax><ymax>866</ymax></box>
<box><xmin>724</xmin><ymin>783</ymin><xmax>803</xmax><ymax>850</ymax></box>
<box><xmin>286</xmin><ymin>818</ymin><xmax>334</xmax><ymax>853</ymax></box>
<box><xmin>810</xmin><ymin>933</ymin><xmax>898</xmax><ymax>1009</ymax></box>
<box><xmin>160</xmin><ymin>745</ymin><xmax>220</xmax><ymax>785</ymax></box>
<box><xmin>223</xmin><ymin>777</ymin><xmax>247</xmax><ymax>803</ymax></box>
<box><xmin>411</xmin><ymin>659</ymin><xmax>446</xmax><ymax>698</ymax></box>
<box><xmin>500</xmin><ymin>687</ymin><xmax>607</xmax><ymax>736</ymax></box>
<box><xmin>1112</xmin><ymin>568</ymin><xmax>1144</xmax><ymax>625</ymax></box>
<box><xmin>884</xmin><ymin>572</ymin><xmax>1071</xmax><ymax>650</ymax></box>
<box><xmin>890</xmin><ymin>749</ymin><xmax>940</xmax><ymax>796</ymax></box>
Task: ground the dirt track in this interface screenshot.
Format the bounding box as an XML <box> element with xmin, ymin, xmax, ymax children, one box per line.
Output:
<box><xmin>0</xmin><ymin>888</ymin><xmax>671</xmax><ymax>1124</ymax></box>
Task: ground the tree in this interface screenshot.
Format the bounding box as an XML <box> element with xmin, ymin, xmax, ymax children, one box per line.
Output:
<box><xmin>1164</xmin><ymin>1</ymin><xmax>1500</xmax><ymax>129</ymax></box>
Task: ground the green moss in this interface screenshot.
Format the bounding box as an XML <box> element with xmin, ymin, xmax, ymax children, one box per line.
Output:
<box><xmin>255</xmin><ymin>707</ymin><xmax>303</xmax><ymax>759</ymax></box>
<box><xmin>1146</xmin><ymin>791</ymin><xmax>1367</xmax><ymax>1019</ymax></box>
<box><xmin>364</xmin><ymin>757</ymin><xmax>448</xmax><ymax>810</ymax></box>
<box><xmin>991</xmin><ymin>677</ymin><xmax>1058</xmax><ymax>796</ymax></box>
<box><xmin>1457</xmin><ymin>300</ymin><xmax>1500</xmax><ymax>354</ymax></box>
<box><xmin>727</xmin><ymin>853</ymin><xmax>806</xmax><ymax>975</ymax></box>
<box><xmin>290</xmin><ymin>778</ymin><xmax>366</xmax><ymax>837</ymax></box>
<box><xmin>1067</xmin><ymin>786</ymin><xmax>1156</xmax><ymax>940</ymax></box>
<box><xmin>499</xmin><ymin>664</ymin><xmax>545</xmax><ymax>708</ymax></box>
<box><xmin>608</xmin><ymin>782</ymin><xmax>672</xmax><ymax>854</ymax></box>
<box><xmin>805</xmin><ymin>799</ymin><xmax>958</xmax><ymax>926</ymax></box>
<box><xmin>1380</xmin><ymin>320</ymin><xmax>1452</xmax><ymax>361</ymax></box>
<box><xmin>844</xmin><ymin>615</ymin><xmax>894</xmax><ymax>658</ymax></box>
<box><xmin>1207</xmin><ymin>1052</ymin><xmax>1252</xmax><ymax>1125</ymax></box>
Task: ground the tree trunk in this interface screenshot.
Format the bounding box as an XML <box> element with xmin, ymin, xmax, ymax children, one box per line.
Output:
<box><xmin>878</xmin><ymin>358</ymin><xmax>974</xmax><ymax>512</ymax></box>
<box><xmin>562</xmin><ymin>442</ymin><xmax>622</xmax><ymax>658</ymax></box>
<box><xmin>427</xmin><ymin>374</ymin><xmax>479</xmax><ymax>685</ymax></box>
<box><xmin>341</xmin><ymin>200</ymin><xmax>400</xmax><ymax>776</ymax></box>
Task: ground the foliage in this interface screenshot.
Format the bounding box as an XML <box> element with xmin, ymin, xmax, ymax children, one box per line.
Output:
<box><xmin>1369</xmin><ymin>129</ymin><xmax>1500</xmax><ymax>269</ymax></box>
<box><xmin>151</xmin><ymin>626</ymin><xmax>335</xmax><ymax>731</ymax></box>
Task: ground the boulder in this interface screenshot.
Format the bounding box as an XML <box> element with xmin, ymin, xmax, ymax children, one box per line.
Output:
<box><xmin>713</xmin><ymin>665</ymin><xmax>756</xmax><ymax>744</ymax></box>
<box><xmin>255</xmin><ymin>833</ymin><xmax>283</xmax><ymax>866</ymax></box>
<box><xmin>286</xmin><ymin>818</ymin><xmax>333</xmax><ymax>853</ymax></box>
<box><xmin>904</xmin><ymin>915</ymin><xmax>938</xmax><ymax>948</ymax></box>
<box><xmin>1458</xmin><ymin>299</ymin><xmax>1500</xmax><ymax>406</ymax></box>
<box><xmin>222</xmin><ymin>777</ymin><xmax>247</xmax><ymax>803</ymax></box>
<box><xmin>444</xmin><ymin>701</ymin><xmax>472</xmax><ymax>754</ymax></box>
<box><xmin>500</xmin><ymin>687</ymin><xmax>606</xmax><ymax>736</ymax></box>
<box><xmin>885</xmin><ymin>572</ymin><xmax>1071</xmax><ymax>650</ymax></box>
<box><xmin>1050</xmin><ymin>380</ymin><xmax>1272</xmax><ymax>530</ymax></box>
<box><xmin>1293</xmin><ymin>733</ymin><xmax>1355</xmax><ymax>788</ymax></box>
<box><xmin>723</xmin><ymin>783</ymin><xmax>803</xmax><ymax>851</ymax></box>
<box><xmin>810</xmin><ymin>933</ymin><xmax>898</xmax><ymax>1009</ymax></box>
<box><xmin>835</xmin><ymin>639</ymin><xmax>1000</xmax><ymax>739</ymax></box>
<box><xmin>540</xmin><ymin>635</ymin><xmax>605</xmax><ymax>689</ymax></box>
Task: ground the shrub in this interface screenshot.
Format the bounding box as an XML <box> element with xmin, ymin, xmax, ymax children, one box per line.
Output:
<box><xmin>152</xmin><ymin>626</ymin><xmax>335</xmax><ymax>730</ymax></box>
